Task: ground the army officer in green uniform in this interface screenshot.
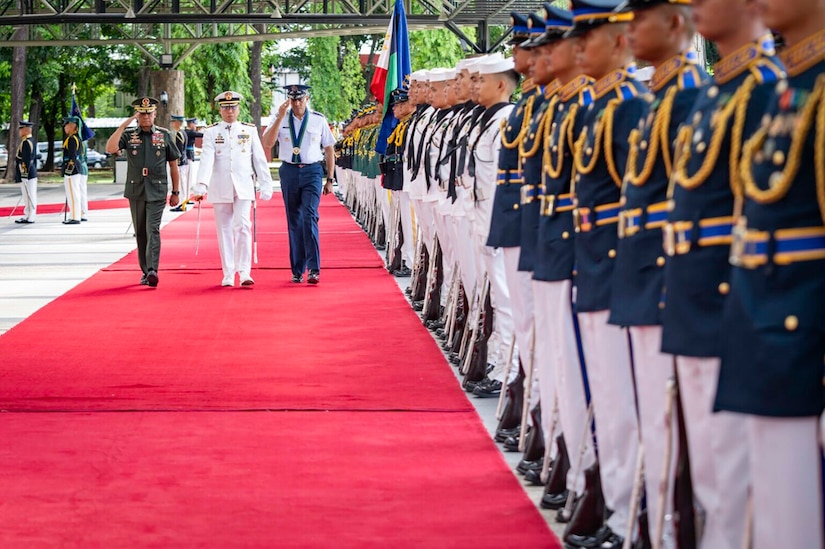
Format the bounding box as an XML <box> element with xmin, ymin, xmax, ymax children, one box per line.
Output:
<box><xmin>106</xmin><ymin>96</ymin><xmax>181</xmax><ymax>287</ymax></box>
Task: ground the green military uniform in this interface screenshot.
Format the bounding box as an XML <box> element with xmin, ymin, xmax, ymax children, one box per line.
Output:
<box><xmin>117</xmin><ymin>97</ymin><xmax>181</xmax><ymax>281</ymax></box>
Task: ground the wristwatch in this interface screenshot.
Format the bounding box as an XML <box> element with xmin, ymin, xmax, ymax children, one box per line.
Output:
<box><xmin>326</xmin><ymin>178</ymin><xmax>334</xmax><ymax>183</ymax></box>
<box><xmin>171</xmin><ymin>190</ymin><xmax>180</xmax><ymax>195</ymax></box>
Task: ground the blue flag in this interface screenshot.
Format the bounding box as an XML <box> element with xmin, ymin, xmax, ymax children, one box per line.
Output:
<box><xmin>71</xmin><ymin>93</ymin><xmax>95</xmax><ymax>141</ymax></box>
<box><xmin>370</xmin><ymin>0</ymin><xmax>411</xmax><ymax>155</ymax></box>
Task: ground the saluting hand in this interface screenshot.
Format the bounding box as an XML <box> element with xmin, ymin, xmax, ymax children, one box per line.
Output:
<box><xmin>278</xmin><ymin>100</ymin><xmax>290</xmax><ymax>118</ymax></box>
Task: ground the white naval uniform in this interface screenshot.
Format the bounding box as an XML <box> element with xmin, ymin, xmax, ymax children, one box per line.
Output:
<box><xmin>468</xmin><ymin>103</ymin><xmax>518</xmax><ymax>384</ymax></box>
<box><xmin>195</xmin><ymin>121</ymin><xmax>274</xmax><ymax>283</ymax></box>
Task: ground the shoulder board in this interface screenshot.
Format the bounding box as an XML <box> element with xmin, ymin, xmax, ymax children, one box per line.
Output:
<box><xmin>241</xmin><ymin>122</ymin><xmax>256</xmax><ymax>127</ymax></box>
<box><xmin>155</xmin><ymin>126</ymin><xmax>170</xmax><ymax>133</ymax></box>
<box><xmin>206</xmin><ymin>122</ymin><xmax>220</xmax><ymax>128</ymax></box>
<box><xmin>310</xmin><ymin>110</ymin><xmax>325</xmax><ymax>117</ymax></box>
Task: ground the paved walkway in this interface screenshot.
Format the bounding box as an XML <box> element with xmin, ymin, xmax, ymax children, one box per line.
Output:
<box><xmin>0</xmin><ymin>181</ymin><xmax>564</xmax><ymax>539</ymax></box>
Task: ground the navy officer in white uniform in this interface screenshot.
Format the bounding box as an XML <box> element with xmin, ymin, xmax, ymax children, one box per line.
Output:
<box><xmin>193</xmin><ymin>91</ymin><xmax>274</xmax><ymax>287</ymax></box>
<box><xmin>262</xmin><ymin>84</ymin><xmax>336</xmax><ymax>284</ymax></box>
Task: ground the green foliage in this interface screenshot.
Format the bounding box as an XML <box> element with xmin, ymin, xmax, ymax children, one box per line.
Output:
<box><xmin>340</xmin><ymin>41</ymin><xmax>366</xmax><ymax>121</ymax></box>
<box><xmin>178</xmin><ymin>41</ymin><xmax>252</xmax><ymax>124</ymax></box>
<box><xmin>409</xmin><ymin>28</ymin><xmax>464</xmax><ymax>69</ymax></box>
<box><xmin>307</xmin><ymin>36</ymin><xmax>348</xmax><ymax>122</ymax></box>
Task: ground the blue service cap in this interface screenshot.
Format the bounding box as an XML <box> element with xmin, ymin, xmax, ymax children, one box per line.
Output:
<box><xmin>285</xmin><ymin>84</ymin><xmax>311</xmax><ymax>99</ymax></box>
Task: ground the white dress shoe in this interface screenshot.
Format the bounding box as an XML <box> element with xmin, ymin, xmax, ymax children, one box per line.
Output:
<box><xmin>240</xmin><ymin>275</ymin><xmax>255</xmax><ymax>286</ymax></box>
<box><xmin>221</xmin><ymin>275</ymin><xmax>234</xmax><ymax>287</ymax></box>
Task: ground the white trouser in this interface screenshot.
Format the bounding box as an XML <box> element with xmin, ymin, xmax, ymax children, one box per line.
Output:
<box><xmin>749</xmin><ymin>415</ymin><xmax>823</xmax><ymax>549</ymax></box>
<box><xmin>413</xmin><ymin>198</ymin><xmax>435</xmax><ymax>257</ymax></box>
<box><xmin>577</xmin><ymin>310</ymin><xmax>639</xmax><ymax>534</ymax></box>
<box><xmin>399</xmin><ymin>191</ymin><xmax>415</xmax><ymax>267</ymax></box>
<box><xmin>375</xmin><ymin>178</ymin><xmax>390</xmax><ymax>234</ymax></box>
<box><xmin>536</xmin><ymin>279</ymin><xmax>595</xmax><ymax>494</ymax></box>
<box><xmin>502</xmin><ymin>247</ymin><xmax>538</xmax><ymax>407</ymax></box>
<box><xmin>628</xmin><ymin>325</ymin><xmax>676</xmax><ymax>548</ymax></box>
<box><xmin>455</xmin><ymin>217</ymin><xmax>476</xmax><ymax>304</ymax></box>
<box><xmin>20</xmin><ymin>177</ymin><xmax>37</xmax><ymax>221</ymax></box>
<box><xmin>80</xmin><ymin>173</ymin><xmax>89</xmax><ymax>218</ymax></box>
<box><xmin>532</xmin><ymin>279</ymin><xmax>559</xmax><ymax>452</ymax></box>
<box><xmin>676</xmin><ymin>356</ymin><xmax>748</xmax><ymax>549</ymax></box>
<box><xmin>179</xmin><ymin>164</ymin><xmax>190</xmax><ymax>201</ymax></box>
<box><xmin>213</xmin><ymin>198</ymin><xmax>253</xmax><ymax>280</ymax></box>
<box><xmin>64</xmin><ymin>174</ymin><xmax>82</xmax><ymax>221</ymax></box>
<box><xmin>475</xmin><ymin>237</ymin><xmax>517</xmax><ymax>382</ymax></box>
<box><xmin>430</xmin><ymin>204</ymin><xmax>453</xmax><ymax>307</ymax></box>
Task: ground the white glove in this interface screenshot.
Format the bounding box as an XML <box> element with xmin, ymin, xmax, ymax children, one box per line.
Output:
<box><xmin>259</xmin><ymin>184</ymin><xmax>273</xmax><ymax>201</ymax></box>
<box><xmin>193</xmin><ymin>183</ymin><xmax>208</xmax><ymax>197</ymax></box>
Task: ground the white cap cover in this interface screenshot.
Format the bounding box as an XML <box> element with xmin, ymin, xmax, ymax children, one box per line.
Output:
<box><xmin>477</xmin><ymin>56</ymin><xmax>515</xmax><ymax>75</ymax></box>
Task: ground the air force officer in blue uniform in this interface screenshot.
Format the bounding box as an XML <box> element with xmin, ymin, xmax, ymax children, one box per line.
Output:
<box><xmin>263</xmin><ymin>85</ymin><xmax>337</xmax><ymax>284</ymax></box>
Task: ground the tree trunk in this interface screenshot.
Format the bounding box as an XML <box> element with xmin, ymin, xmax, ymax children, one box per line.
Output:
<box><xmin>249</xmin><ymin>28</ymin><xmax>264</xmax><ymax>129</ymax></box>
<box><xmin>4</xmin><ymin>27</ymin><xmax>27</xmax><ymax>181</ymax></box>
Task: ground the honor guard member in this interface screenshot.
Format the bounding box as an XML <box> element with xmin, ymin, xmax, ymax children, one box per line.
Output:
<box><xmin>78</xmin><ymin>137</ymin><xmax>90</xmax><ymax>222</ymax></box>
<box><xmin>565</xmin><ymin>1</ymin><xmax>646</xmax><ymax>546</ymax></box>
<box><xmin>61</xmin><ymin>116</ymin><xmax>84</xmax><ymax>225</ymax></box>
<box><xmin>193</xmin><ymin>91</ymin><xmax>274</xmax><ymax>287</ymax></box>
<box><xmin>262</xmin><ymin>84</ymin><xmax>336</xmax><ymax>284</ymax></box>
<box><xmin>608</xmin><ymin>1</ymin><xmax>708</xmax><ymax>544</ymax></box>
<box><xmin>381</xmin><ymin>88</ymin><xmax>413</xmax><ymax>275</ymax></box>
<box><xmin>14</xmin><ymin>120</ymin><xmax>37</xmax><ymax>224</ymax></box>
<box><xmin>486</xmin><ymin>13</ymin><xmax>542</xmax><ymax>437</ymax></box>
<box><xmin>467</xmin><ymin>55</ymin><xmax>520</xmax><ymax>414</ymax></box>
<box><xmin>105</xmin><ymin>96</ymin><xmax>182</xmax><ymax>287</ymax></box>
<box><xmin>170</xmin><ymin>115</ymin><xmax>190</xmax><ymax>211</ymax></box>
<box><xmin>530</xmin><ymin>5</ymin><xmax>598</xmax><ymax>520</ymax></box>
<box><xmin>717</xmin><ymin>1</ymin><xmax>825</xmax><ymax>547</ymax></box>
<box><xmin>185</xmin><ymin>117</ymin><xmax>203</xmax><ymax>163</ymax></box>
<box><xmin>662</xmin><ymin>1</ymin><xmax>784</xmax><ymax>546</ymax></box>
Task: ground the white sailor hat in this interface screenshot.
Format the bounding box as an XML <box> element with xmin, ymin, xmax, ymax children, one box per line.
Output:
<box><xmin>477</xmin><ymin>57</ymin><xmax>515</xmax><ymax>75</ymax></box>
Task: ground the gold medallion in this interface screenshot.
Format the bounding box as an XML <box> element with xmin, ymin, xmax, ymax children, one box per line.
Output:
<box><xmin>293</xmin><ymin>147</ymin><xmax>301</xmax><ymax>155</ymax></box>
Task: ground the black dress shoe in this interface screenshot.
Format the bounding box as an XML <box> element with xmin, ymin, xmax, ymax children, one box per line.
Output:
<box><xmin>63</xmin><ymin>219</ymin><xmax>81</xmax><ymax>225</ymax></box>
<box><xmin>503</xmin><ymin>435</ymin><xmax>521</xmax><ymax>452</ymax></box>
<box><xmin>495</xmin><ymin>426</ymin><xmax>519</xmax><ymax>443</ymax></box>
<box><xmin>565</xmin><ymin>525</ymin><xmax>616</xmax><ymax>549</ymax></box>
<box><xmin>291</xmin><ymin>274</ymin><xmax>303</xmax><ymax>283</ymax></box>
<box><xmin>412</xmin><ymin>300</ymin><xmax>424</xmax><ymax>311</ymax></box>
<box><xmin>541</xmin><ymin>489</ymin><xmax>569</xmax><ymax>510</ymax></box>
<box><xmin>140</xmin><ymin>274</ymin><xmax>149</xmax><ymax>285</ymax></box>
<box><xmin>81</xmin><ymin>218</ymin><xmax>88</xmax><ymax>222</ymax></box>
<box><xmin>14</xmin><ymin>218</ymin><xmax>34</xmax><ymax>224</ymax></box>
<box><xmin>392</xmin><ymin>266</ymin><xmax>412</xmax><ymax>277</ymax></box>
<box><xmin>146</xmin><ymin>269</ymin><xmax>159</xmax><ymax>287</ymax></box>
<box><xmin>461</xmin><ymin>377</ymin><xmax>481</xmax><ymax>393</ymax></box>
<box><xmin>473</xmin><ymin>379</ymin><xmax>502</xmax><ymax>398</ymax></box>
<box><xmin>308</xmin><ymin>271</ymin><xmax>320</xmax><ymax>284</ymax></box>
<box><xmin>523</xmin><ymin>468</ymin><xmax>546</xmax><ymax>486</ymax></box>
<box><xmin>404</xmin><ymin>286</ymin><xmax>413</xmax><ymax>296</ymax></box>
<box><xmin>517</xmin><ymin>458</ymin><xmax>544</xmax><ymax>475</ymax></box>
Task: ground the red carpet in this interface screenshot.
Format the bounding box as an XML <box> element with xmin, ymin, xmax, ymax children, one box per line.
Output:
<box><xmin>0</xmin><ymin>194</ymin><xmax>561</xmax><ymax>548</ymax></box>
<box><xmin>0</xmin><ymin>411</ymin><xmax>557</xmax><ymax>548</ymax></box>
<box><xmin>0</xmin><ymin>197</ymin><xmax>130</xmax><ymax>217</ymax></box>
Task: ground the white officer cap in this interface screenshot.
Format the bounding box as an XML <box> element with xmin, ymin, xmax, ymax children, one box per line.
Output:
<box><xmin>409</xmin><ymin>69</ymin><xmax>428</xmax><ymax>82</ymax></box>
<box><xmin>443</xmin><ymin>68</ymin><xmax>458</xmax><ymax>80</ymax></box>
<box><xmin>477</xmin><ymin>56</ymin><xmax>515</xmax><ymax>75</ymax></box>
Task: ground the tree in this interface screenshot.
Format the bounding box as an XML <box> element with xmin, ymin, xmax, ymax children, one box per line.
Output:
<box><xmin>307</xmin><ymin>36</ymin><xmax>348</xmax><ymax>122</ymax></box>
<box><xmin>2</xmin><ymin>27</ymin><xmax>26</xmax><ymax>181</ymax></box>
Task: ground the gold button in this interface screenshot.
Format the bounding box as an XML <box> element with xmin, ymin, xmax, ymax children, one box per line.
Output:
<box><xmin>562</xmin><ymin>231</ymin><xmax>569</xmax><ymax>239</ymax></box>
<box><xmin>514</xmin><ymin>204</ymin><xmax>519</xmax><ymax>210</ymax></box>
<box><xmin>785</xmin><ymin>315</ymin><xmax>799</xmax><ymax>331</ymax></box>
<box><xmin>586</xmin><ymin>147</ymin><xmax>593</xmax><ymax>155</ymax></box>
<box><xmin>656</xmin><ymin>256</ymin><xmax>666</xmax><ymax>267</ymax></box>
<box><xmin>696</xmin><ymin>142</ymin><xmax>707</xmax><ymax>153</ymax></box>
<box><xmin>769</xmin><ymin>172</ymin><xmax>783</xmax><ymax>188</ymax></box>
<box><xmin>640</xmin><ymin>141</ymin><xmax>648</xmax><ymax>150</ymax></box>
<box><xmin>773</xmin><ymin>150</ymin><xmax>786</xmax><ymax>165</ymax></box>
<box><xmin>659</xmin><ymin>302</ymin><xmax>665</xmax><ymax>310</ymax></box>
<box><xmin>708</xmin><ymin>86</ymin><xmax>719</xmax><ymax>99</ymax></box>
<box><xmin>776</xmin><ymin>80</ymin><xmax>789</xmax><ymax>94</ymax></box>
<box><xmin>608</xmin><ymin>249</ymin><xmax>616</xmax><ymax>258</ymax></box>
<box><xmin>718</xmin><ymin>282</ymin><xmax>730</xmax><ymax>295</ymax></box>
<box><xmin>507</xmin><ymin>126</ymin><xmax>512</xmax><ymax>131</ymax></box>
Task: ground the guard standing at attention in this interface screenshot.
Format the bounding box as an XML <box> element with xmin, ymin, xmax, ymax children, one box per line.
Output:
<box><xmin>170</xmin><ymin>115</ymin><xmax>190</xmax><ymax>211</ymax></box>
<box><xmin>262</xmin><ymin>84</ymin><xmax>337</xmax><ymax>284</ymax></box>
<box><xmin>105</xmin><ymin>96</ymin><xmax>181</xmax><ymax>287</ymax></box>
<box><xmin>14</xmin><ymin>120</ymin><xmax>37</xmax><ymax>224</ymax></box>
<box><xmin>62</xmin><ymin>116</ymin><xmax>84</xmax><ymax>225</ymax></box>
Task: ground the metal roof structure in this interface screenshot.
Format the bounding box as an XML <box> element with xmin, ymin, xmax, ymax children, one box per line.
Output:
<box><xmin>0</xmin><ymin>0</ymin><xmax>549</xmax><ymax>53</ymax></box>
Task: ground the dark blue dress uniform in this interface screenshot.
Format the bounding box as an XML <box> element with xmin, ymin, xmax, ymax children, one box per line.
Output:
<box><xmin>608</xmin><ymin>50</ymin><xmax>708</xmax><ymax>327</ymax></box>
<box><xmin>570</xmin><ymin>64</ymin><xmax>647</xmax><ymax>312</ymax></box>
<box><xmin>534</xmin><ymin>76</ymin><xmax>593</xmax><ymax>282</ymax></box>
<box><xmin>517</xmin><ymin>78</ymin><xmax>559</xmax><ymax>272</ymax></box>
<box><xmin>661</xmin><ymin>35</ymin><xmax>784</xmax><ymax>357</ymax></box>
<box><xmin>716</xmin><ymin>32</ymin><xmax>825</xmax><ymax>418</ymax></box>
<box><xmin>486</xmin><ymin>12</ymin><xmax>538</xmax><ymax>250</ymax></box>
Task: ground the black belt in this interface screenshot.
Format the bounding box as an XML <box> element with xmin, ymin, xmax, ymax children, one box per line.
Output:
<box><xmin>283</xmin><ymin>161</ymin><xmax>320</xmax><ymax>168</ymax></box>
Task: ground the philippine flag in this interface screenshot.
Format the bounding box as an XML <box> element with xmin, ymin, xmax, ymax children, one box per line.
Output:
<box><xmin>369</xmin><ymin>0</ymin><xmax>411</xmax><ymax>155</ymax></box>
